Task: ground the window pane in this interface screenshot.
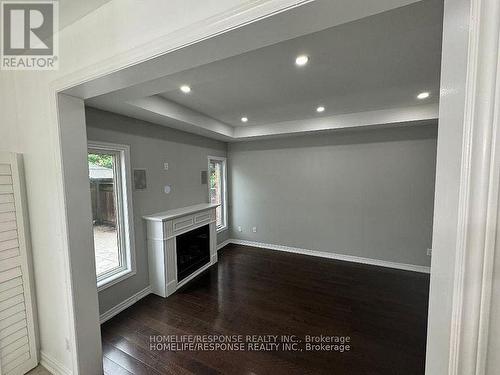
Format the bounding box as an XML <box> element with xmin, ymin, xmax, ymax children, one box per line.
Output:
<box><xmin>209</xmin><ymin>160</ymin><xmax>224</xmax><ymax>228</ymax></box>
<box><xmin>88</xmin><ymin>152</ymin><xmax>122</xmax><ymax>277</ymax></box>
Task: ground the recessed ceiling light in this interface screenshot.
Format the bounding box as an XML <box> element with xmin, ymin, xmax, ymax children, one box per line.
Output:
<box><xmin>241</xmin><ymin>117</ymin><xmax>248</xmax><ymax>123</ymax></box>
<box><xmin>417</xmin><ymin>92</ymin><xmax>430</xmax><ymax>99</ymax></box>
<box><xmin>295</xmin><ymin>55</ymin><xmax>309</xmax><ymax>66</ymax></box>
<box><xmin>316</xmin><ymin>106</ymin><xmax>325</xmax><ymax>113</ymax></box>
<box><xmin>180</xmin><ymin>85</ymin><xmax>191</xmax><ymax>94</ymax></box>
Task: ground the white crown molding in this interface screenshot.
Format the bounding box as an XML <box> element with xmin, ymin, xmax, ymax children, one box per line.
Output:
<box><xmin>99</xmin><ymin>286</ymin><xmax>152</xmax><ymax>324</ymax></box>
<box><xmin>91</xmin><ymin>94</ymin><xmax>438</xmax><ymax>141</ymax></box>
<box><xmin>234</xmin><ymin>104</ymin><xmax>439</xmax><ymax>140</ymax></box>
<box><xmin>218</xmin><ymin>239</ymin><xmax>430</xmax><ymax>274</ymax></box>
<box><xmin>126</xmin><ymin>96</ymin><xmax>235</xmax><ymax>139</ymax></box>
<box><xmin>40</xmin><ymin>351</ymin><xmax>73</xmax><ymax>375</ymax></box>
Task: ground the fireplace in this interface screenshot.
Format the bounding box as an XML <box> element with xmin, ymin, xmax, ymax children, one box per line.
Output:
<box><xmin>176</xmin><ymin>224</ymin><xmax>210</xmax><ymax>282</ymax></box>
<box><xmin>143</xmin><ymin>203</ymin><xmax>219</xmax><ymax>297</ymax></box>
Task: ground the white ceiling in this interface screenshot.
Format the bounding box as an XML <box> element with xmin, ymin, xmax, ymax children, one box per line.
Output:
<box><xmin>59</xmin><ymin>0</ymin><xmax>112</xmax><ymax>30</ymax></box>
<box><xmin>157</xmin><ymin>0</ymin><xmax>442</xmax><ymax>127</ymax></box>
<box><xmin>85</xmin><ymin>0</ymin><xmax>442</xmax><ymax>141</ymax></box>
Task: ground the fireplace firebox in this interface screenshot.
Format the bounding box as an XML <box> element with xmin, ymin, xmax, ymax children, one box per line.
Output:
<box><xmin>176</xmin><ymin>224</ymin><xmax>210</xmax><ymax>282</ymax></box>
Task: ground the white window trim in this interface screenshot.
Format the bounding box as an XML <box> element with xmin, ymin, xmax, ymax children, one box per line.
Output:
<box><xmin>208</xmin><ymin>155</ymin><xmax>228</xmax><ymax>233</ymax></box>
<box><xmin>88</xmin><ymin>141</ymin><xmax>136</xmax><ymax>291</ymax></box>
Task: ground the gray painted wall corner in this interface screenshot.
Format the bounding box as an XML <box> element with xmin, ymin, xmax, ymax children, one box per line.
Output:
<box><xmin>228</xmin><ymin>123</ymin><xmax>437</xmax><ymax>267</ymax></box>
<box><xmin>85</xmin><ymin>107</ymin><xmax>228</xmax><ymax>314</ymax></box>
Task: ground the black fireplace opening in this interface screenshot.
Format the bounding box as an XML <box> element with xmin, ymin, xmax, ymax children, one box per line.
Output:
<box><xmin>176</xmin><ymin>224</ymin><xmax>210</xmax><ymax>282</ymax></box>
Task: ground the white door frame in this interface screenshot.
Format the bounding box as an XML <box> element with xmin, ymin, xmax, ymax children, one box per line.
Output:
<box><xmin>431</xmin><ymin>0</ymin><xmax>500</xmax><ymax>374</ymax></box>
<box><xmin>47</xmin><ymin>0</ymin><xmax>499</xmax><ymax>373</ymax></box>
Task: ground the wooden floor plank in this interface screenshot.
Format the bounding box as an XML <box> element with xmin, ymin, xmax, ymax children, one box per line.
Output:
<box><xmin>101</xmin><ymin>244</ymin><xmax>429</xmax><ymax>375</ymax></box>
<box><xmin>103</xmin><ymin>356</ymin><xmax>134</xmax><ymax>375</ymax></box>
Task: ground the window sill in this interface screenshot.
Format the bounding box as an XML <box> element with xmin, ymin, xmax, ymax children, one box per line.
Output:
<box><xmin>97</xmin><ymin>268</ymin><xmax>136</xmax><ymax>292</ymax></box>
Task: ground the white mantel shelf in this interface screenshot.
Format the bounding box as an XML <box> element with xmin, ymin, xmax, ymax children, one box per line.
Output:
<box><xmin>143</xmin><ymin>203</ymin><xmax>219</xmax><ymax>221</ymax></box>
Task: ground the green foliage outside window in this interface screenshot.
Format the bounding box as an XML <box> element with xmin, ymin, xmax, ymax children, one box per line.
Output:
<box><xmin>88</xmin><ymin>153</ymin><xmax>113</xmax><ymax>169</ymax></box>
<box><xmin>209</xmin><ymin>162</ymin><xmax>219</xmax><ymax>189</ymax></box>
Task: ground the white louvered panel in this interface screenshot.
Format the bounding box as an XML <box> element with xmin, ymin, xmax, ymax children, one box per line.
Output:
<box><xmin>0</xmin><ymin>240</ymin><xmax>18</xmax><ymax>253</ymax></box>
<box><xmin>3</xmin><ymin>343</ymin><xmax>29</xmax><ymax>366</ymax></box>
<box><xmin>0</xmin><ymin>303</ymin><xmax>24</xmax><ymax>322</ymax></box>
<box><xmin>0</xmin><ymin>319</ymin><xmax>26</xmax><ymax>341</ymax></box>
<box><xmin>0</xmin><ymin>279</ymin><xmax>22</xmax><ymax>295</ymax></box>
<box><xmin>0</xmin><ymin>177</ymin><xmax>12</xmax><ymax>186</ymax></box>
<box><xmin>0</xmin><ymin>317</ymin><xmax>30</xmax><ymax>374</ymax></box>
<box><xmin>1</xmin><ymin>336</ymin><xmax>29</xmax><ymax>362</ymax></box>
<box><xmin>0</xmin><ymin>269</ymin><xmax>21</xmax><ymax>285</ymax></box>
<box><xmin>0</xmin><ymin>249</ymin><xmax>19</xmax><ymax>262</ymax></box>
<box><xmin>0</xmin><ymin>186</ymin><xmax>13</xmax><ymax>195</ymax></box>
<box><xmin>0</xmin><ymin>328</ymin><xmax>27</xmax><ymax>351</ymax></box>
<box><xmin>0</xmin><ymin>165</ymin><xmax>11</xmax><ymax>176</ymax></box>
<box><xmin>0</xmin><ymin>259</ymin><xmax>20</xmax><ymax>274</ymax></box>
<box><xmin>0</xmin><ymin>153</ymin><xmax>38</xmax><ymax>374</ymax></box>
<box><xmin>4</xmin><ymin>351</ymin><xmax>30</xmax><ymax>374</ymax></box>
<box><xmin>0</xmin><ymin>204</ymin><xmax>15</xmax><ymax>215</ymax></box>
<box><xmin>0</xmin><ymin>195</ymin><xmax>13</xmax><ymax>205</ymax></box>
<box><xmin>2</xmin><ymin>345</ymin><xmax>29</xmax><ymax>369</ymax></box>
<box><xmin>0</xmin><ymin>312</ymin><xmax>26</xmax><ymax>332</ymax></box>
<box><xmin>0</xmin><ymin>231</ymin><xmax>17</xmax><ymax>243</ymax></box>
<box><xmin>0</xmin><ymin>295</ymin><xmax>24</xmax><ymax>314</ymax></box>
<box><xmin>0</xmin><ymin>286</ymin><xmax>23</xmax><ymax>304</ymax></box>
<box><xmin>0</xmin><ymin>250</ymin><xmax>20</xmax><ymax>264</ymax></box>
<box><xmin>0</xmin><ymin>213</ymin><xmax>15</xmax><ymax>224</ymax></box>
<box><xmin>0</xmin><ymin>222</ymin><xmax>16</xmax><ymax>234</ymax></box>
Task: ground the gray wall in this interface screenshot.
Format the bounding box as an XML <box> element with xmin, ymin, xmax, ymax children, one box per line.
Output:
<box><xmin>85</xmin><ymin>108</ymin><xmax>227</xmax><ymax>314</ymax></box>
<box><xmin>86</xmin><ymin>109</ymin><xmax>436</xmax><ymax>314</ymax></box>
<box><xmin>228</xmin><ymin>123</ymin><xmax>437</xmax><ymax>267</ymax></box>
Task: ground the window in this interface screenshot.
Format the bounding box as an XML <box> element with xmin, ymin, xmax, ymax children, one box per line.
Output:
<box><xmin>208</xmin><ymin>156</ymin><xmax>227</xmax><ymax>231</ymax></box>
<box><xmin>88</xmin><ymin>142</ymin><xmax>136</xmax><ymax>290</ymax></box>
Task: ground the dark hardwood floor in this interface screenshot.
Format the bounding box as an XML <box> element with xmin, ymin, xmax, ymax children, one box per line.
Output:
<box><xmin>101</xmin><ymin>244</ymin><xmax>430</xmax><ymax>375</ymax></box>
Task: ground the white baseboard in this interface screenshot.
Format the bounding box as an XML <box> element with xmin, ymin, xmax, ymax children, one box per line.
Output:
<box><xmin>40</xmin><ymin>351</ymin><xmax>72</xmax><ymax>375</ymax></box>
<box><xmin>97</xmin><ymin>240</ymin><xmax>428</xmax><ymax>325</ymax></box>
<box><xmin>100</xmin><ymin>285</ymin><xmax>152</xmax><ymax>324</ymax></box>
<box><xmin>217</xmin><ymin>239</ymin><xmax>231</xmax><ymax>250</ymax></box>
<box><xmin>220</xmin><ymin>239</ymin><xmax>431</xmax><ymax>274</ymax></box>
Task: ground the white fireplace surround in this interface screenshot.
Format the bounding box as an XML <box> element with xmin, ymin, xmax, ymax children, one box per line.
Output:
<box><xmin>143</xmin><ymin>203</ymin><xmax>219</xmax><ymax>297</ymax></box>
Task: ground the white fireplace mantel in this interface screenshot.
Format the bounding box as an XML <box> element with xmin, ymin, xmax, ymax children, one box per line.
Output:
<box><xmin>143</xmin><ymin>203</ymin><xmax>219</xmax><ymax>297</ymax></box>
<box><xmin>143</xmin><ymin>203</ymin><xmax>219</xmax><ymax>222</ymax></box>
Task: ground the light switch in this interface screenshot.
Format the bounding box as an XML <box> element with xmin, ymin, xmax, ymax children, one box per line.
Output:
<box><xmin>164</xmin><ymin>162</ymin><xmax>169</xmax><ymax>170</ymax></box>
<box><xmin>164</xmin><ymin>185</ymin><xmax>171</xmax><ymax>194</ymax></box>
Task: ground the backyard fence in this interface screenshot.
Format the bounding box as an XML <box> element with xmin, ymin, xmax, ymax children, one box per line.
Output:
<box><xmin>90</xmin><ymin>180</ymin><xmax>116</xmax><ymax>226</ymax></box>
